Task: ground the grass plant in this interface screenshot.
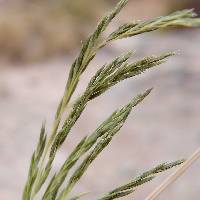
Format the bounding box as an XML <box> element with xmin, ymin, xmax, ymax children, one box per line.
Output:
<box><xmin>22</xmin><ymin>1</ymin><xmax>200</xmax><ymax>199</ymax></box>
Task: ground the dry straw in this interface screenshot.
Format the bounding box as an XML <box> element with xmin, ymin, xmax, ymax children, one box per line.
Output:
<box><xmin>145</xmin><ymin>147</ymin><xmax>200</xmax><ymax>200</ymax></box>
<box><xmin>22</xmin><ymin>0</ymin><xmax>200</xmax><ymax>200</ymax></box>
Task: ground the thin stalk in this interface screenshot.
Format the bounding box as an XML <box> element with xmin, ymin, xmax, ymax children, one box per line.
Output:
<box><xmin>43</xmin><ymin>77</ymin><xmax>78</xmax><ymax>160</ymax></box>
<box><xmin>145</xmin><ymin>147</ymin><xmax>200</xmax><ymax>200</ymax></box>
<box><xmin>31</xmin><ymin>87</ymin><xmax>73</xmax><ymax>199</ymax></box>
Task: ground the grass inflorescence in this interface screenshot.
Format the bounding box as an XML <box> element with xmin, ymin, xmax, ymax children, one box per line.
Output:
<box><xmin>22</xmin><ymin>0</ymin><xmax>200</xmax><ymax>200</ymax></box>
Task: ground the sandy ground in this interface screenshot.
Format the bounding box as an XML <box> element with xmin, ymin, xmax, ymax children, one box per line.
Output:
<box><xmin>0</xmin><ymin>31</ymin><xmax>200</xmax><ymax>200</ymax></box>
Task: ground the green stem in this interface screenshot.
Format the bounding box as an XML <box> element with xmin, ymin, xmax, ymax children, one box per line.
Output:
<box><xmin>30</xmin><ymin>77</ymin><xmax>79</xmax><ymax>199</ymax></box>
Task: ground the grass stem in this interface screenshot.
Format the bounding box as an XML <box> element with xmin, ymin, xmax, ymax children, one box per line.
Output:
<box><xmin>145</xmin><ymin>147</ymin><xmax>200</xmax><ymax>200</ymax></box>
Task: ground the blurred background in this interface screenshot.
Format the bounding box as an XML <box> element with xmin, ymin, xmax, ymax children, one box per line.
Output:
<box><xmin>0</xmin><ymin>0</ymin><xmax>200</xmax><ymax>199</ymax></box>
